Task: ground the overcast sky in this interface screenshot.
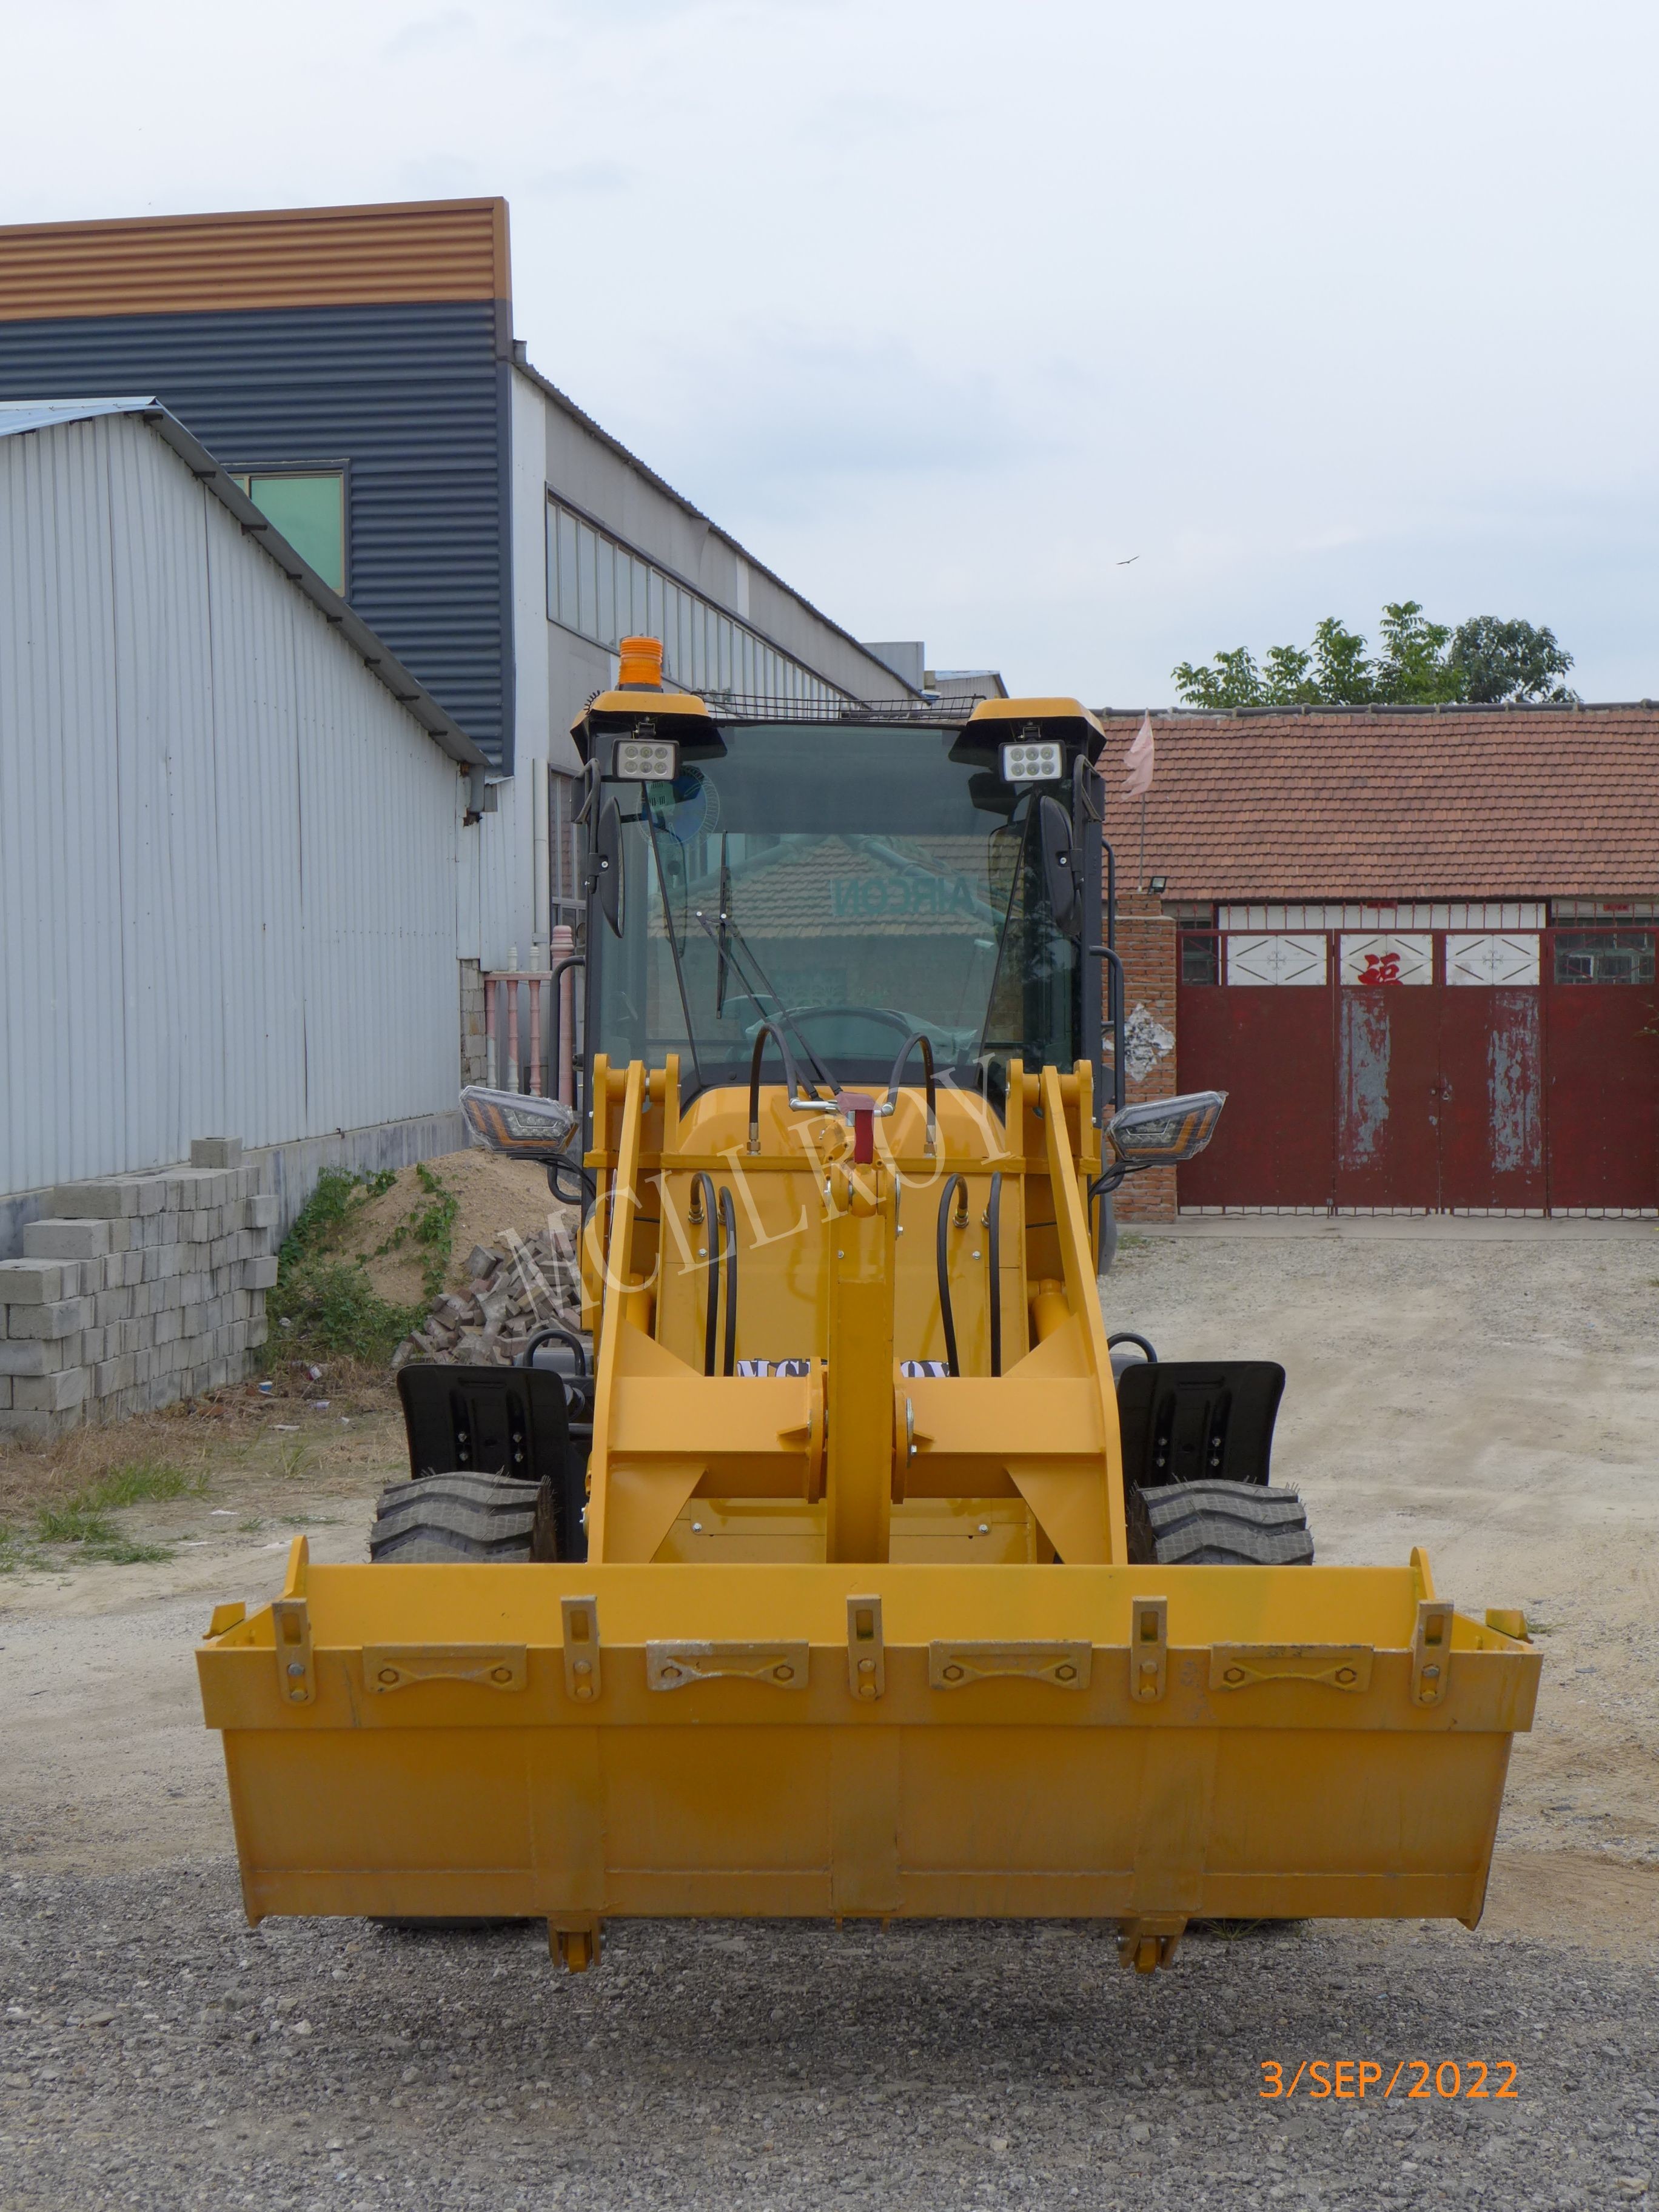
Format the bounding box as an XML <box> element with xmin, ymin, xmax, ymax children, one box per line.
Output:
<box><xmin>5</xmin><ymin>0</ymin><xmax>1655</xmax><ymax>704</ymax></box>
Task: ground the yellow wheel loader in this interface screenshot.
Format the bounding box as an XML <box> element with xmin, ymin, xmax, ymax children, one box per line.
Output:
<box><xmin>198</xmin><ymin>637</ymin><xmax>1540</xmax><ymax>1975</ymax></box>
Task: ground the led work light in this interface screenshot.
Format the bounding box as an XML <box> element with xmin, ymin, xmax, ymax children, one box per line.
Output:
<box><xmin>612</xmin><ymin>734</ymin><xmax>680</xmax><ymax>782</ymax></box>
<box><xmin>1000</xmin><ymin>736</ymin><xmax>1064</xmax><ymax>785</ymax></box>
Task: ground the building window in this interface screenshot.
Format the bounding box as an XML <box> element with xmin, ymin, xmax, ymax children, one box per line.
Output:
<box><xmin>545</xmin><ymin>497</ymin><xmax>848</xmax><ymax>706</ymax></box>
<box><xmin>1553</xmin><ymin>931</ymin><xmax>1655</xmax><ymax>985</ymax></box>
<box><xmin>230</xmin><ymin>471</ymin><xmax>346</xmax><ymax>594</ymax></box>
<box><xmin>1181</xmin><ymin>935</ymin><xmax>1219</xmax><ymax>985</ymax></box>
<box><xmin>548</xmin><ymin>769</ymin><xmax>582</xmax><ymax>928</ymax></box>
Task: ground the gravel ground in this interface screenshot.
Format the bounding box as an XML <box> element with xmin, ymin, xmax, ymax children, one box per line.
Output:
<box><xmin>5</xmin><ymin>1219</ymin><xmax>1659</xmax><ymax>2209</ymax></box>
<box><xmin>3</xmin><ymin>1866</ymin><xmax>1656</xmax><ymax>2212</ymax></box>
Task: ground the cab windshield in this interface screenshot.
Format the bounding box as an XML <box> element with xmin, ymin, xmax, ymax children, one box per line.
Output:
<box><xmin>592</xmin><ymin>720</ymin><xmax>1081</xmax><ymax>1105</ymax></box>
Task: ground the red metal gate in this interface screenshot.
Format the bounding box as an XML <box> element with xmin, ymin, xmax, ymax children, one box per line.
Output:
<box><xmin>1176</xmin><ymin>927</ymin><xmax>1658</xmax><ymax>1212</ymax></box>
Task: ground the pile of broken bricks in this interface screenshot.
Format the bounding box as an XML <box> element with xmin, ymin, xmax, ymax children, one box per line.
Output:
<box><xmin>392</xmin><ymin>1216</ymin><xmax>582</xmax><ymax>1369</ymax></box>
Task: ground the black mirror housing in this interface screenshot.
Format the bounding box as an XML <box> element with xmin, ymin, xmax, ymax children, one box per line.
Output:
<box><xmin>1037</xmin><ymin>793</ymin><xmax>1081</xmax><ymax>938</ymax></box>
<box><xmin>593</xmin><ymin>797</ymin><xmax>623</xmax><ymax>937</ymax></box>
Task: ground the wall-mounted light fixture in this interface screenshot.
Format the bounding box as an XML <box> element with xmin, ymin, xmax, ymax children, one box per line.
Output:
<box><xmin>1148</xmin><ymin>874</ymin><xmax>1168</xmax><ymax>894</ymax></box>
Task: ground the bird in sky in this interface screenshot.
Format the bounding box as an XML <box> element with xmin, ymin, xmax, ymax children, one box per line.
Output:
<box><xmin>1117</xmin><ymin>555</ymin><xmax>1140</xmax><ymax>566</ymax></box>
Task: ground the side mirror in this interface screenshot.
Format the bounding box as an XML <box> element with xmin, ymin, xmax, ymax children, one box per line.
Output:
<box><xmin>1106</xmin><ymin>1090</ymin><xmax>1227</xmax><ymax>1167</ymax></box>
<box><xmin>460</xmin><ymin>1085</ymin><xmax>578</xmax><ymax>1159</ymax></box>
<box><xmin>592</xmin><ymin>797</ymin><xmax>623</xmax><ymax>937</ymax></box>
<box><xmin>1037</xmin><ymin>794</ymin><xmax>1081</xmax><ymax>937</ymax></box>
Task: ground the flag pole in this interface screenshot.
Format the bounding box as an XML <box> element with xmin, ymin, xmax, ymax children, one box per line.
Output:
<box><xmin>1138</xmin><ymin>792</ymin><xmax>1147</xmax><ymax>893</ymax></box>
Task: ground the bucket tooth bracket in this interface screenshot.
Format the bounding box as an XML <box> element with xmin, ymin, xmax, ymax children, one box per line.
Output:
<box><xmin>561</xmin><ymin>1597</ymin><xmax>602</xmax><ymax>1703</ymax></box>
<box><xmin>1411</xmin><ymin>1600</ymin><xmax>1455</xmax><ymax>1707</ymax></box>
<box><xmin>272</xmin><ymin>1597</ymin><xmax>313</xmax><ymax>1706</ymax></box>
<box><xmin>847</xmin><ymin>1596</ymin><xmax>885</xmax><ymax>1700</ymax></box>
<box><xmin>1130</xmin><ymin>1597</ymin><xmax>1167</xmax><ymax>1703</ymax></box>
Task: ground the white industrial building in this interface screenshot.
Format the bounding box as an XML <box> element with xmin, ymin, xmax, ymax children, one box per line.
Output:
<box><xmin>0</xmin><ymin>204</ymin><xmax>980</xmax><ymax>1259</ymax></box>
<box><xmin>0</xmin><ymin>397</ymin><xmax>481</xmax><ymax>1249</ymax></box>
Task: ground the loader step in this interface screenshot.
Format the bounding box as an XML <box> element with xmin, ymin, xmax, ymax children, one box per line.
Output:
<box><xmin>1138</xmin><ymin>1480</ymin><xmax>1315</xmax><ymax>1567</ymax></box>
<box><xmin>370</xmin><ymin>1472</ymin><xmax>543</xmax><ymax>1565</ymax></box>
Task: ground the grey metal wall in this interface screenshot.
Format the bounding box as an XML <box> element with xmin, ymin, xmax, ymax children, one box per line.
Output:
<box><xmin>0</xmin><ymin>411</ymin><xmax>466</xmax><ymax>1198</ymax></box>
<box><xmin>0</xmin><ymin>301</ymin><xmax>512</xmax><ymax>762</ymax></box>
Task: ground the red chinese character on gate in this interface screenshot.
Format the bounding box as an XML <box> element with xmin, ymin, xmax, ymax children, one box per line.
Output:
<box><xmin>1358</xmin><ymin>951</ymin><xmax>1403</xmax><ymax>985</ymax></box>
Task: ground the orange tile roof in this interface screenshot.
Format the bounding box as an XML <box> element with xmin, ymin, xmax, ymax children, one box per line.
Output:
<box><xmin>1091</xmin><ymin>703</ymin><xmax>1659</xmax><ymax>900</ymax></box>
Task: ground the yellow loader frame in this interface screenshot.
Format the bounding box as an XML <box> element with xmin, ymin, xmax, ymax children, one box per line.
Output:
<box><xmin>200</xmin><ymin>1037</ymin><xmax>1538</xmax><ymax>1972</ymax></box>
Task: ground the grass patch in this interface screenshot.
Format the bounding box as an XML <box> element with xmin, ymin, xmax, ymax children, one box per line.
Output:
<box><xmin>28</xmin><ymin>1455</ymin><xmax>198</xmax><ymax>1565</ymax></box>
<box><xmin>87</xmin><ymin>1537</ymin><xmax>175</xmax><ymax>1566</ymax></box>
<box><xmin>85</xmin><ymin>1457</ymin><xmax>204</xmax><ymax>1509</ymax></box>
<box><xmin>266</xmin><ymin>1168</ymin><xmax>426</xmax><ymax>1367</ymax></box>
<box><xmin>34</xmin><ymin>1500</ymin><xmax>119</xmax><ymax>1545</ymax></box>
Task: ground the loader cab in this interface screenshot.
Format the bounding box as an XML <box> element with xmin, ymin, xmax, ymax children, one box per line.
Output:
<box><xmin>572</xmin><ymin>666</ymin><xmax>1108</xmax><ymax>1138</ymax></box>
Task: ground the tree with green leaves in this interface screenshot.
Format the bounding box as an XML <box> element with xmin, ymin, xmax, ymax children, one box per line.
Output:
<box><xmin>1172</xmin><ymin>604</ymin><xmax>1575</xmax><ymax>709</ymax></box>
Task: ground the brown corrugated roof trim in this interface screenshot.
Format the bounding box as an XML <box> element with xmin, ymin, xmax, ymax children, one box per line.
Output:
<box><xmin>1090</xmin><ymin>703</ymin><xmax>1659</xmax><ymax>901</ymax></box>
<box><xmin>0</xmin><ymin>199</ymin><xmax>510</xmax><ymax>323</ymax></box>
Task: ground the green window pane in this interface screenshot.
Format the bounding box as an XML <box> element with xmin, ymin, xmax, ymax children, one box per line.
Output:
<box><xmin>247</xmin><ymin>474</ymin><xmax>345</xmax><ymax>594</ymax></box>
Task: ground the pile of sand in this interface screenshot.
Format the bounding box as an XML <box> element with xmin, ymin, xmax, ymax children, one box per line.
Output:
<box><xmin>326</xmin><ymin>1149</ymin><xmax>567</xmax><ymax>1307</ymax></box>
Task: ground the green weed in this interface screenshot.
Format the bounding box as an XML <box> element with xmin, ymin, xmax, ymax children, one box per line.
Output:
<box><xmin>278</xmin><ymin>1168</ymin><xmax>396</xmax><ymax>1270</ymax></box>
<box><xmin>28</xmin><ymin>1455</ymin><xmax>199</xmax><ymax>1564</ymax></box>
<box><xmin>236</xmin><ymin>1517</ymin><xmax>263</xmax><ymax>1533</ymax></box>
<box><xmin>267</xmin><ymin>1258</ymin><xmax>422</xmax><ymax>1365</ymax></box>
<box><xmin>84</xmin><ymin>1458</ymin><xmax>205</xmax><ymax>1510</ymax></box>
<box><xmin>33</xmin><ymin>1500</ymin><xmax>119</xmax><ymax>1545</ymax></box>
<box><xmin>374</xmin><ymin>1162</ymin><xmax>459</xmax><ymax>1299</ymax></box>
<box><xmin>87</xmin><ymin>1537</ymin><xmax>175</xmax><ymax>1566</ymax></box>
<box><xmin>267</xmin><ymin>1166</ymin><xmax>432</xmax><ymax>1366</ymax></box>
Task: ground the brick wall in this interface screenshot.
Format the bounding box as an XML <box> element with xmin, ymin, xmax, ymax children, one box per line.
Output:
<box><xmin>1105</xmin><ymin>891</ymin><xmax>1179</xmax><ymax>1222</ymax></box>
<box><xmin>0</xmin><ymin>1138</ymin><xmax>278</xmax><ymax>1442</ymax></box>
<box><xmin>460</xmin><ymin>958</ymin><xmax>488</xmax><ymax>1088</ymax></box>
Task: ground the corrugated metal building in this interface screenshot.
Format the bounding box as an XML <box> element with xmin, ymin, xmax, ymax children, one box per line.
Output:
<box><xmin>0</xmin><ymin>397</ymin><xmax>484</xmax><ymax>1241</ymax></box>
<box><xmin>0</xmin><ymin>199</ymin><xmax>923</xmax><ymax>978</ymax></box>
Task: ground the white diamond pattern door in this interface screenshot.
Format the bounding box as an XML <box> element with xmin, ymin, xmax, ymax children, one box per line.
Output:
<box><xmin>1446</xmin><ymin>934</ymin><xmax>1541</xmax><ymax>987</ymax></box>
<box><xmin>1224</xmin><ymin>933</ymin><xmax>1329</xmax><ymax>986</ymax></box>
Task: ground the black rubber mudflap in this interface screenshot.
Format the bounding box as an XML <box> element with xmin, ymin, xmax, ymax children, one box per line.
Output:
<box><xmin>1138</xmin><ymin>1480</ymin><xmax>1315</xmax><ymax>1566</ymax></box>
<box><xmin>369</xmin><ymin>1471</ymin><xmax>541</xmax><ymax>1564</ymax></box>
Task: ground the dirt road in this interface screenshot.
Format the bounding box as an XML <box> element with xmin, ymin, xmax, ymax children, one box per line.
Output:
<box><xmin>2</xmin><ymin>1220</ymin><xmax>1657</xmax><ymax>2208</ymax></box>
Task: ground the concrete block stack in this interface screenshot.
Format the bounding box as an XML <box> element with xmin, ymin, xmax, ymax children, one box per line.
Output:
<box><xmin>0</xmin><ymin>1138</ymin><xmax>279</xmax><ymax>1442</ymax></box>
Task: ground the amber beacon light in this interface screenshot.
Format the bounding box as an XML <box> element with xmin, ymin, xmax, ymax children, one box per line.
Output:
<box><xmin>617</xmin><ymin>634</ymin><xmax>665</xmax><ymax>689</ymax></box>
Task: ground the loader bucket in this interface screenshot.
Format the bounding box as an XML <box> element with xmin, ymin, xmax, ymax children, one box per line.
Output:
<box><xmin>198</xmin><ymin>1535</ymin><xmax>1539</xmax><ymax>1966</ymax></box>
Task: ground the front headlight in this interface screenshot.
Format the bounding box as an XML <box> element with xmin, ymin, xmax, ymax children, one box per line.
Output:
<box><xmin>460</xmin><ymin>1085</ymin><xmax>579</xmax><ymax>1158</ymax></box>
<box><xmin>1106</xmin><ymin>1090</ymin><xmax>1227</xmax><ymax>1166</ymax></box>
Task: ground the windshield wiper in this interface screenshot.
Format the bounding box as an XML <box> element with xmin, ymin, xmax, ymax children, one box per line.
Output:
<box><xmin>690</xmin><ymin>907</ymin><xmax>840</xmax><ymax>1096</ymax></box>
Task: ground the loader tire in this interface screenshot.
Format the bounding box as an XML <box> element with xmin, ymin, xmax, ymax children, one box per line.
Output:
<box><xmin>1133</xmin><ymin>1480</ymin><xmax>1315</xmax><ymax>1567</ymax></box>
<box><xmin>369</xmin><ymin>1471</ymin><xmax>541</xmax><ymax>1564</ymax></box>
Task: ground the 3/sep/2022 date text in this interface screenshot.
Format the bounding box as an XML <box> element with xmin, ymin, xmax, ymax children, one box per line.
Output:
<box><xmin>1261</xmin><ymin>2060</ymin><xmax>1520</xmax><ymax>2100</ymax></box>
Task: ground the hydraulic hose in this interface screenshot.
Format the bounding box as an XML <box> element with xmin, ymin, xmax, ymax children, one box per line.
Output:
<box><xmin>987</xmin><ymin>1170</ymin><xmax>1003</xmax><ymax>1377</ymax></box>
<box><xmin>936</xmin><ymin>1173</ymin><xmax>967</xmax><ymax>1377</ymax></box>
<box><xmin>883</xmin><ymin>1030</ymin><xmax>937</xmax><ymax>1155</ymax></box>
<box><xmin>689</xmin><ymin>1172</ymin><xmax>719</xmax><ymax>1378</ymax></box>
<box><xmin>719</xmin><ymin>1187</ymin><xmax>738</xmax><ymax>1377</ymax></box>
<box><xmin>746</xmin><ymin>1019</ymin><xmax>809</xmax><ymax>1155</ymax></box>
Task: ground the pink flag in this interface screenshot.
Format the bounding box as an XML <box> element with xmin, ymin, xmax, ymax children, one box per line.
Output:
<box><xmin>1123</xmin><ymin>712</ymin><xmax>1155</xmax><ymax>798</ymax></box>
